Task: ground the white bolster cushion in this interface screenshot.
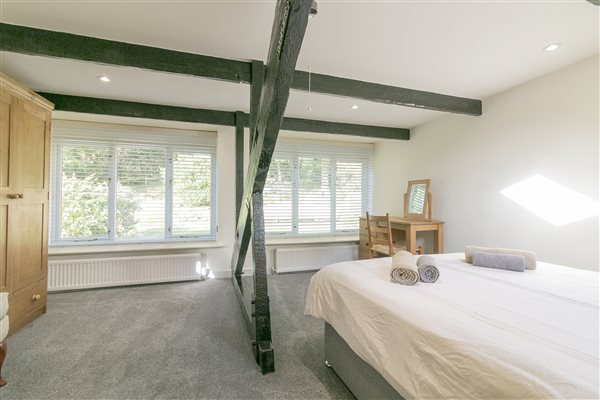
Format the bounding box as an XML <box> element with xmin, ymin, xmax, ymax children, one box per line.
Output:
<box><xmin>465</xmin><ymin>245</ymin><xmax>537</xmax><ymax>270</ymax></box>
<box><xmin>0</xmin><ymin>315</ymin><xmax>8</xmax><ymax>341</ymax></box>
<box><xmin>0</xmin><ymin>292</ymin><xmax>8</xmax><ymax>318</ymax></box>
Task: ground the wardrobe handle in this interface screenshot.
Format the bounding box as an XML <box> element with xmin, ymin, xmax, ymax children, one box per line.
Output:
<box><xmin>7</xmin><ymin>193</ymin><xmax>23</xmax><ymax>199</ymax></box>
<box><xmin>32</xmin><ymin>294</ymin><xmax>41</xmax><ymax>302</ymax></box>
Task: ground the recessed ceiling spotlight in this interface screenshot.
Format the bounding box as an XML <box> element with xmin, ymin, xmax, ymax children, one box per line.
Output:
<box><xmin>98</xmin><ymin>75</ymin><xmax>111</xmax><ymax>82</ymax></box>
<box><xmin>351</xmin><ymin>105</ymin><xmax>359</xmax><ymax>110</ymax></box>
<box><xmin>543</xmin><ymin>43</ymin><xmax>561</xmax><ymax>52</ymax></box>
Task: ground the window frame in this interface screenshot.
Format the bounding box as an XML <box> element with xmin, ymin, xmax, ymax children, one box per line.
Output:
<box><xmin>49</xmin><ymin>122</ymin><xmax>217</xmax><ymax>246</ymax></box>
<box><xmin>264</xmin><ymin>139</ymin><xmax>373</xmax><ymax>238</ymax></box>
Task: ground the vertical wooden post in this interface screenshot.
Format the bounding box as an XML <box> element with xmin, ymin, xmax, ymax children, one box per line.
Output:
<box><xmin>235</xmin><ymin>111</ymin><xmax>244</xmax><ymax>220</ymax></box>
<box><xmin>251</xmin><ymin>192</ymin><xmax>273</xmax><ymax>373</ymax></box>
<box><xmin>229</xmin><ymin>0</ymin><xmax>313</xmax><ymax>374</ymax></box>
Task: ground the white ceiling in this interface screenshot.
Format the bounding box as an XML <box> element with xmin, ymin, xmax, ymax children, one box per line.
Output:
<box><xmin>0</xmin><ymin>0</ymin><xmax>598</xmax><ymax>129</ymax></box>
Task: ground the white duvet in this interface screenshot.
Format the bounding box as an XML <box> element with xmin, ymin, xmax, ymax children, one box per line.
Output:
<box><xmin>304</xmin><ymin>253</ymin><xmax>599</xmax><ymax>399</ymax></box>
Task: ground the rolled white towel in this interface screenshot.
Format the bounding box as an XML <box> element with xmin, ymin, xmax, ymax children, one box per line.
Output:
<box><xmin>390</xmin><ymin>251</ymin><xmax>419</xmax><ymax>286</ymax></box>
<box><xmin>416</xmin><ymin>255</ymin><xmax>440</xmax><ymax>283</ymax></box>
<box><xmin>465</xmin><ymin>246</ymin><xmax>537</xmax><ymax>270</ymax></box>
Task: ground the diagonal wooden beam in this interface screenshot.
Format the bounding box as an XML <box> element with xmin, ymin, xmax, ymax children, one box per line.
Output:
<box><xmin>38</xmin><ymin>92</ymin><xmax>410</xmax><ymax>140</ymax></box>
<box><xmin>1</xmin><ymin>22</ymin><xmax>481</xmax><ymax>116</ymax></box>
<box><xmin>249</xmin><ymin>60</ymin><xmax>265</xmax><ymax>149</ymax></box>
<box><xmin>231</xmin><ymin>0</ymin><xmax>312</xmax><ymax>374</ymax></box>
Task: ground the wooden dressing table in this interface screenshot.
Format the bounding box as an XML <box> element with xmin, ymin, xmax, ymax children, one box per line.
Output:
<box><xmin>359</xmin><ymin>216</ymin><xmax>444</xmax><ymax>259</ymax></box>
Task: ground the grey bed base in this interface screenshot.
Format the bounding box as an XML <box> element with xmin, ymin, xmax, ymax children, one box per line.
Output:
<box><xmin>324</xmin><ymin>322</ymin><xmax>405</xmax><ymax>400</ymax></box>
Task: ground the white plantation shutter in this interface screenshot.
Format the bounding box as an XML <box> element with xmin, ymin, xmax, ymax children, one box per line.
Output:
<box><xmin>52</xmin><ymin>141</ymin><xmax>112</xmax><ymax>241</ymax></box>
<box><xmin>298</xmin><ymin>156</ymin><xmax>331</xmax><ymax>234</ymax></box>
<box><xmin>50</xmin><ymin>121</ymin><xmax>216</xmax><ymax>245</ymax></box>
<box><xmin>335</xmin><ymin>160</ymin><xmax>366</xmax><ymax>231</ymax></box>
<box><xmin>115</xmin><ymin>145</ymin><xmax>166</xmax><ymax>240</ymax></box>
<box><xmin>171</xmin><ymin>150</ymin><xmax>215</xmax><ymax>237</ymax></box>
<box><xmin>263</xmin><ymin>157</ymin><xmax>294</xmax><ymax>233</ymax></box>
<box><xmin>264</xmin><ymin>138</ymin><xmax>373</xmax><ymax>237</ymax></box>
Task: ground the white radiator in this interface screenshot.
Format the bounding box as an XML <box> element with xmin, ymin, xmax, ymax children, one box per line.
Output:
<box><xmin>48</xmin><ymin>253</ymin><xmax>206</xmax><ymax>292</ymax></box>
<box><xmin>274</xmin><ymin>244</ymin><xmax>358</xmax><ymax>273</ymax></box>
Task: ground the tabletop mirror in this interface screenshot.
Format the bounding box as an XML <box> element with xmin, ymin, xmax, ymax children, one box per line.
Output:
<box><xmin>404</xmin><ymin>179</ymin><xmax>431</xmax><ymax>221</ymax></box>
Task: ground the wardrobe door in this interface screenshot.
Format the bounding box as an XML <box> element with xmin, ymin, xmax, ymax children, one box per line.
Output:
<box><xmin>8</xmin><ymin>99</ymin><xmax>50</xmax><ymax>292</ymax></box>
<box><xmin>0</xmin><ymin>90</ymin><xmax>14</xmax><ymax>293</ymax></box>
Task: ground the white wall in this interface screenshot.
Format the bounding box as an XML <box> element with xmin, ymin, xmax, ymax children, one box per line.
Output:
<box><xmin>373</xmin><ymin>55</ymin><xmax>599</xmax><ymax>270</ymax></box>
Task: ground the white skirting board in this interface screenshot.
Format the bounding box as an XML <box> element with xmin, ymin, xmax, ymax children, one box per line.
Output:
<box><xmin>274</xmin><ymin>244</ymin><xmax>359</xmax><ymax>273</ymax></box>
<box><xmin>48</xmin><ymin>253</ymin><xmax>207</xmax><ymax>292</ymax></box>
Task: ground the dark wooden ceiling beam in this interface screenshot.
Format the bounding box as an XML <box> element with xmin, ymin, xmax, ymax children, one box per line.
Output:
<box><xmin>292</xmin><ymin>71</ymin><xmax>482</xmax><ymax>116</ymax></box>
<box><xmin>38</xmin><ymin>92</ymin><xmax>236</xmax><ymax>125</ymax></box>
<box><xmin>0</xmin><ymin>22</ymin><xmax>251</xmax><ymax>83</ymax></box>
<box><xmin>1</xmin><ymin>22</ymin><xmax>481</xmax><ymax>116</ymax></box>
<box><xmin>282</xmin><ymin>117</ymin><xmax>409</xmax><ymax>140</ymax></box>
<box><xmin>38</xmin><ymin>92</ymin><xmax>410</xmax><ymax>140</ymax></box>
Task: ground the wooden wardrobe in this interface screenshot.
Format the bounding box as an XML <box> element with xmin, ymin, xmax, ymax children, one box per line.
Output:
<box><xmin>0</xmin><ymin>73</ymin><xmax>53</xmax><ymax>335</ymax></box>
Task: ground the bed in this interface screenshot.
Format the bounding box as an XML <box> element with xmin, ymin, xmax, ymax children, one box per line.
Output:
<box><xmin>304</xmin><ymin>253</ymin><xmax>599</xmax><ymax>399</ymax></box>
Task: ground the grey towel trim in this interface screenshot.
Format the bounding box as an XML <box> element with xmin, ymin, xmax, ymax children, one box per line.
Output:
<box><xmin>465</xmin><ymin>245</ymin><xmax>537</xmax><ymax>270</ymax></box>
<box><xmin>416</xmin><ymin>256</ymin><xmax>439</xmax><ymax>283</ymax></box>
<box><xmin>472</xmin><ymin>251</ymin><xmax>526</xmax><ymax>272</ymax></box>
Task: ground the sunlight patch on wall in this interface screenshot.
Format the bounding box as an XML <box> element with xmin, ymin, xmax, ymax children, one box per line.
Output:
<box><xmin>500</xmin><ymin>174</ymin><xmax>599</xmax><ymax>226</ymax></box>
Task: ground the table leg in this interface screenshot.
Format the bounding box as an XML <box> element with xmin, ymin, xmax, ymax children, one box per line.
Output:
<box><xmin>434</xmin><ymin>225</ymin><xmax>444</xmax><ymax>254</ymax></box>
<box><xmin>408</xmin><ymin>227</ymin><xmax>417</xmax><ymax>254</ymax></box>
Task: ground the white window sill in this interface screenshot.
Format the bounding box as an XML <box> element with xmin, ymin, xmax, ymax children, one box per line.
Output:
<box><xmin>49</xmin><ymin>241</ymin><xmax>224</xmax><ymax>256</ymax></box>
<box><xmin>265</xmin><ymin>235</ymin><xmax>359</xmax><ymax>246</ymax></box>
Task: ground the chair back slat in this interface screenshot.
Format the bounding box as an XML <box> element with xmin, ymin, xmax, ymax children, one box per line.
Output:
<box><xmin>365</xmin><ymin>212</ymin><xmax>396</xmax><ymax>257</ymax></box>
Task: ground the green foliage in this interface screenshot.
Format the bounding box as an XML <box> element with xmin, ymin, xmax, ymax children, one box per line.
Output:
<box><xmin>173</xmin><ymin>152</ymin><xmax>211</xmax><ymax>207</ymax></box>
<box><xmin>59</xmin><ymin>144</ymin><xmax>212</xmax><ymax>240</ymax></box>
<box><xmin>62</xmin><ymin>144</ymin><xmax>110</xmax><ymax>178</ymax></box>
<box><xmin>115</xmin><ymin>186</ymin><xmax>140</xmax><ymax>238</ymax></box>
<box><xmin>61</xmin><ymin>174</ymin><xmax>139</xmax><ymax>239</ymax></box>
<box><xmin>61</xmin><ymin>174</ymin><xmax>109</xmax><ymax>238</ymax></box>
<box><xmin>117</xmin><ymin>146</ymin><xmax>165</xmax><ymax>186</ymax></box>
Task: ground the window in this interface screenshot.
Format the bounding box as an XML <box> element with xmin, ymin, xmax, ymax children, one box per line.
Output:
<box><xmin>50</xmin><ymin>122</ymin><xmax>217</xmax><ymax>245</ymax></box>
<box><xmin>264</xmin><ymin>139</ymin><xmax>373</xmax><ymax>237</ymax></box>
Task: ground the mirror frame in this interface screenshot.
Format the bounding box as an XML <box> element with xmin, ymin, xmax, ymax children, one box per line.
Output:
<box><xmin>404</xmin><ymin>179</ymin><xmax>431</xmax><ymax>220</ymax></box>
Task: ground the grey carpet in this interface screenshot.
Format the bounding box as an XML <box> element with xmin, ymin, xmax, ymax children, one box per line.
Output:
<box><xmin>2</xmin><ymin>273</ymin><xmax>354</xmax><ymax>399</ymax></box>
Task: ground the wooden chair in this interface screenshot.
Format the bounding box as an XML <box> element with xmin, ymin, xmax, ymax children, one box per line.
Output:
<box><xmin>365</xmin><ymin>212</ymin><xmax>406</xmax><ymax>257</ymax></box>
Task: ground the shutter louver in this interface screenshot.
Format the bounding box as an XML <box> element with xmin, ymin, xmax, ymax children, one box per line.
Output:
<box><xmin>171</xmin><ymin>150</ymin><xmax>214</xmax><ymax>237</ymax></box>
<box><xmin>298</xmin><ymin>157</ymin><xmax>331</xmax><ymax>234</ymax></box>
<box><xmin>335</xmin><ymin>160</ymin><xmax>364</xmax><ymax>231</ymax></box>
<box><xmin>116</xmin><ymin>145</ymin><xmax>166</xmax><ymax>240</ymax></box>
<box><xmin>264</xmin><ymin>157</ymin><xmax>294</xmax><ymax>234</ymax></box>
<box><xmin>264</xmin><ymin>138</ymin><xmax>373</xmax><ymax>237</ymax></box>
<box><xmin>58</xmin><ymin>142</ymin><xmax>112</xmax><ymax>240</ymax></box>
